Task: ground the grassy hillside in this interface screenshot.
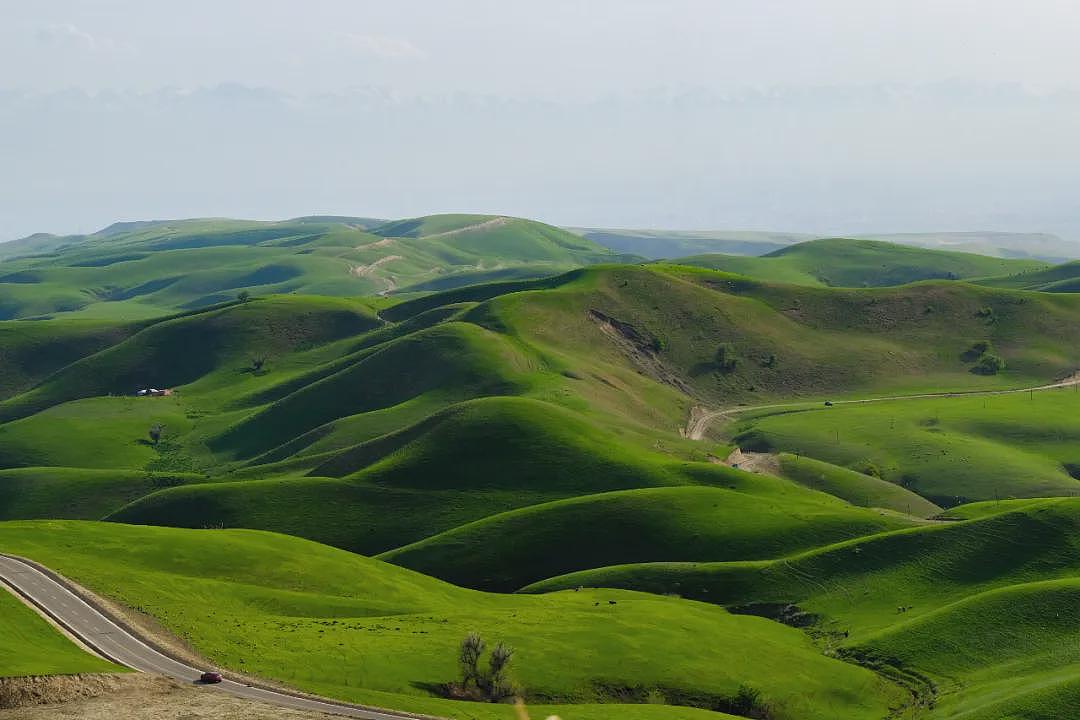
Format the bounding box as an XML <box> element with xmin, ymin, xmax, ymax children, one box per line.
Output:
<box><xmin>5</xmin><ymin>235</ymin><xmax>1080</xmax><ymax>718</ymax></box>
<box><xmin>0</xmin><ymin>467</ymin><xmax>201</xmax><ymax>521</ymax></box>
<box><xmin>0</xmin><ymin>521</ymin><xmax>904</xmax><ymax>720</ymax></box>
<box><xmin>0</xmin><ymin>318</ymin><xmax>136</xmax><ymax>401</ymax></box>
<box><xmin>673</xmin><ymin>238</ymin><xmax>1046</xmax><ymax>288</ymax></box>
<box><xmin>733</xmin><ymin>389</ymin><xmax>1080</xmax><ymax>505</ymax></box>
<box><xmin>0</xmin><ymin>587</ymin><xmax>123</xmax><ymax>677</ymax></box>
<box><xmin>4</xmin><ymin>265</ymin><xmax>1080</xmax><ymax>553</ymax></box>
<box><xmin>473</xmin><ymin>264</ymin><xmax>1080</xmax><ymax>410</ymax></box>
<box><xmin>527</xmin><ymin>499</ymin><xmax>1080</xmax><ymax>718</ymax></box>
<box><xmin>0</xmin><ymin>295</ymin><xmax>381</xmax><ymax>424</ymax></box>
<box><xmin>776</xmin><ymin>454</ymin><xmax>942</xmax><ymax>518</ymax></box>
<box><xmin>976</xmin><ymin>259</ymin><xmax>1080</xmax><ymax>292</ymax></box>
<box><xmin>0</xmin><ymin>215</ymin><xmax>618</xmax><ymax>320</ymax></box>
<box><xmin>379</xmin><ymin>482</ymin><xmax>917</xmax><ymax>591</ymax></box>
<box><xmin>110</xmin><ymin>397</ymin><xmax>868</xmax><ymax>557</ymax></box>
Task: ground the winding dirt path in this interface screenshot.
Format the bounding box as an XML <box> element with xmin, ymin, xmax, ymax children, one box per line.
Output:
<box><xmin>684</xmin><ymin>372</ymin><xmax>1080</xmax><ymax>440</ymax></box>
<box><xmin>348</xmin><ymin>254</ymin><xmax>402</xmax><ymax>278</ymax></box>
<box><xmin>421</xmin><ymin>216</ymin><xmax>510</xmax><ymax>239</ymax></box>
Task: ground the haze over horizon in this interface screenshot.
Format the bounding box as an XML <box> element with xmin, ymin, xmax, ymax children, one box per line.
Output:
<box><xmin>4</xmin><ymin>1</ymin><xmax>1080</xmax><ymax>242</ymax></box>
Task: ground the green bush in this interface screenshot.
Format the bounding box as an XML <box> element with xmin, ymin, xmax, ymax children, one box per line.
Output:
<box><xmin>972</xmin><ymin>353</ymin><xmax>1006</xmax><ymax>375</ymax></box>
<box><xmin>961</xmin><ymin>340</ymin><xmax>992</xmax><ymax>362</ymax></box>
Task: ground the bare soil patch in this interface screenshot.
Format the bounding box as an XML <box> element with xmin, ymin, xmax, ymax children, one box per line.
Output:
<box><xmin>0</xmin><ymin>674</ymin><xmax>338</xmax><ymax>719</ymax></box>
<box><xmin>722</xmin><ymin>448</ymin><xmax>780</xmax><ymax>476</ymax></box>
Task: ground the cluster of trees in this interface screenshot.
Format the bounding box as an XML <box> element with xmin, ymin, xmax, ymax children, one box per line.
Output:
<box><xmin>452</xmin><ymin>632</ymin><xmax>516</xmax><ymax>702</ymax></box>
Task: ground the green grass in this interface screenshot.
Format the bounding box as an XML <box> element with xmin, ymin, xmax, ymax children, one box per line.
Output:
<box><xmin>0</xmin><ymin>295</ymin><xmax>381</xmax><ymax>424</ymax></box>
<box><xmin>0</xmin><ymin>396</ymin><xmax>192</xmax><ymax>469</ymax></box>
<box><xmin>471</xmin><ymin>265</ymin><xmax>1080</xmax><ymax>413</ymax></box>
<box><xmin>777</xmin><ymin>453</ymin><xmax>942</xmax><ymax>517</ymax></box>
<box><xmin>0</xmin><ymin>586</ymin><xmax>123</xmax><ymax>677</ymax></box>
<box><xmin>0</xmin><ymin>318</ymin><xmax>136</xmax><ymax>401</ymax></box>
<box><xmin>0</xmin><ymin>467</ymin><xmax>200</xmax><ymax>520</ymax></box>
<box><xmin>976</xmin><ymin>259</ymin><xmax>1080</xmax><ymax>292</ymax></box>
<box><xmin>733</xmin><ymin>390</ymin><xmax>1080</xmax><ymax>505</ymax></box>
<box><xmin>525</xmin><ymin>498</ymin><xmax>1080</xmax><ymax>717</ymax></box>
<box><xmin>526</xmin><ymin>498</ymin><xmax>1080</xmax><ymax>627</ymax></box>
<box><xmin>0</xmin><ymin>521</ymin><xmax>904</xmax><ymax>720</ymax></box>
<box><xmin>673</xmin><ymin>238</ymin><xmax>1046</xmax><ymax>288</ymax></box>
<box><xmin>380</xmin><ymin>482</ymin><xmax>917</xmax><ymax>591</ymax></box>
<box><xmin>5</xmin><ymin>238</ymin><xmax>1080</xmax><ymax>717</ymax></box>
<box><xmin>856</xmin><ymin>578</ymin><xmax>1080</xmax><ymax>718</ymax></box>
<box><xmin>111</xmin><ymin>397</ymin><xmax>863</xmax><ymax>557</ymax></box>
<box><xmin>0</xmin><ymin>215</ymin><xmax>618</xmax><ymax>320</ymax></box>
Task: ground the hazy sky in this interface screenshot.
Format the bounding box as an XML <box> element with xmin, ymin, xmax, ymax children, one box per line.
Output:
<box><xmin>3</xmin><ymin>1</ymin><xmax>1080</xmax><ymax>239</ymax></box>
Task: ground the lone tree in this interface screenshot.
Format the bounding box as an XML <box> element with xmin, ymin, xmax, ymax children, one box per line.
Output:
<box><xmin>251</xmin><ymin>355</ymin><xmax>267</xmax><ymax>372</ymax></box>
<box><xmin>484</xmin><ymin>642</ymin><xmax>515</xmax><ymax>701</ymax></box>
<box><xmin>459</xmin><ymin>632</ymin><xmax>485</xmax><ymax>690</ymax></box>
<box><xmin>148</xmin><ymin>423</ymin><xmax>165</xmax><ymax>445</ymax></box>
<box><xmin>237</xmin><ymin>290</ymin><xmax>251</xmax><ymax>303</ymax></box>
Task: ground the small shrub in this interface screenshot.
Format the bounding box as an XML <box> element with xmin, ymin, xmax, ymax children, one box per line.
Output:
<box><xmin>728</xmin><ymin>684</ymin><xmax>771</xmax><ymax>719</ymax></box>
<box><xmin>856</xmin><ymin>460</ymin><xmax>882</xmax><ymax>478</ymax></box>
<box><xmin>961</xmin><ymin>340</ymin><xmax>991</xmax><ymax>362</ymax></box>
<box><xmin>148</xmin><ymin>423</ymin><xmax>165</xmax><ymax>445</ymax></box>
<box><xmin>972</xmin><ymin>353</ymin><xmax>1005</xmax><ymax>375</ymax></box>
<box><xmin>975</xmin><ymin>306</ymin><xmax>997</xmax><ymax>323</ymax></box>
<box><xmin>237</xmin><ymin>290</ymin><xmax>251</xmax><ymax>303</ymax></box>
<box><xmin>759</xmin><ymin>353</ymin><xmax>777</xmax><ymax>368</ymax></box>
<box><xmin>716</xmin><ymin>344</ymin><xmax>738</xmax><ymax>373</ymax></box>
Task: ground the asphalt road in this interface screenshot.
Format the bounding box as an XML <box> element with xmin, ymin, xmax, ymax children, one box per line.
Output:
<box><xmin>0</xmin><ymin>554</ymin><xmax>418</xmax><ymax>720</ymax></box>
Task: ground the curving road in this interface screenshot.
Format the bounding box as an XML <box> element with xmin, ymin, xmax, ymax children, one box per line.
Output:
<box><xmin>0</xmin><ymin>554</ymin><xmax>421</xmax><ymax>720</ymax></box>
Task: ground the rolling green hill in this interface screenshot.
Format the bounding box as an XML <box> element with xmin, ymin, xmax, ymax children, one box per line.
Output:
<box><xmin>5</xmin><ymin>265</ymin><xmax>1080</xmax><ymax>549</ymax></box>
<box><xmin>527</xmin><ymin>499</ymin><xmax>1080</xmax><ymax>718</ymax></box>
<box><xmin>5</xmin><ymin>226</ymin><xmax>1080</xmax><ymax>720</ymax></box>
<box><xmin>976</xmin><ymin>259</ymin><xmax>1080</xmax><ymax>292</ymax></box>
<box><xmin>379</xmin><ymin>482</ymin><xmax>917</xmax><ymax>592</ymax></box>
<box><xmin>0</xmin><ymin>215</ymin><xmax>619</xmax><ymax>320</ymax></box>
<box><xmin>731</xmin><ymin>389</ymin><xmax>1080</xmax><ymax>505</ymax></box>
<box><xmin>673</xmin><ymin>238</ymin><xmax>1046</xmax><ymax>287</ymax></box>
<box><xmin>0</xmin><ymin>521</ymin><xmax>903</xmax><ymax>720</ymax></box>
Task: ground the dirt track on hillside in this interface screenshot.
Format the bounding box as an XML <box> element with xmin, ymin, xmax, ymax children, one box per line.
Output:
<box><xmin>685</xmin><ymin>372</ymin><xmax>1080</xmax><ymax>440</ymax></box>
<box><xmin>421</xmin><ymin>216</ymin><xmax>509</xmax><ymax>239</ymax></box>
<box><xmin>348</xmin><ymin>255</ymin><xmax>402</xmax><ymax>278</ymax></box>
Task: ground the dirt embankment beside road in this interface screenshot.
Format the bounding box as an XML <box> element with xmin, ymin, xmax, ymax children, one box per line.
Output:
<box><xmin>0</xmin><ymin>674</ymin><xmax>340</xmax><ymax>719</ymax></box>
<box><xmin>0</xmin><ymin>673</ymin><xmax>127</xmax><ymax>710</ymax></box>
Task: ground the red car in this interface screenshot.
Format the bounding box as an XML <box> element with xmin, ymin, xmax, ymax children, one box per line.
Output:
<box><xmin>200</xmin><ymin>671</ymin><xmax>223</xmax><ymax>684</ymax></box>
